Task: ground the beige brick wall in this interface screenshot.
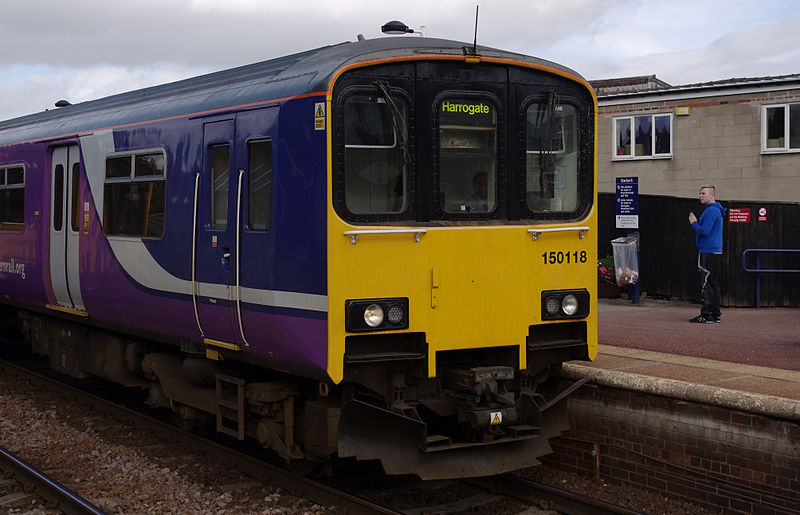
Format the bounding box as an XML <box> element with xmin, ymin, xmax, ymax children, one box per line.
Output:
<box><xmin>597</xmin><ymin>89</ymin><xmax>800</xmax><ymax>202</ymax></box>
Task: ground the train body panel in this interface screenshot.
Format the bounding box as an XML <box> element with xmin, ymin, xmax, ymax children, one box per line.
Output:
<box><xmin>0</xmin><ymin>37</ymin><xmax>598</xmax><ymax>478</ymax></box>
<box><xmin>327</xmin><ymin>221</ymin><xmax>598</xmax><ymax>382</ymax></box>
<box><xmin>0</xmin><ymin>142</ymin><xmax>51</xmax><ymax>308</ymax></box>
<box><xmin>73</xmin><ymin>99</ymin><xmax>331</xmax><ymax>369</ymax></box>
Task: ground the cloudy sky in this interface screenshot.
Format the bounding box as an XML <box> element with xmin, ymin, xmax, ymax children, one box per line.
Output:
<box><xmin>1</xmin><ymin>0</ymin><xmax>799</xmax><ymax>121</ymax></box>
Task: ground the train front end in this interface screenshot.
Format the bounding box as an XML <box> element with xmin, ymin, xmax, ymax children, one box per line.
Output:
<box><xmin>324</xmin><ymin>43</ymin><xmax>597</xmax><ymax>479</ymax></box>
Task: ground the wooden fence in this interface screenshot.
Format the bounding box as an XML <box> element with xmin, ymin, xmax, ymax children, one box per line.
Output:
<box><xmin>598</xmin><ymin>193</ymin><xmax>800</xmax><ymax>307</ymax></box>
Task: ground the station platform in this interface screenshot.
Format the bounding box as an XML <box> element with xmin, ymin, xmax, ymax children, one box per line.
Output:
<box><xmin>561</xmin><ymin>298</ymin><xmax>800</xmax><ymax>420</ymax></box>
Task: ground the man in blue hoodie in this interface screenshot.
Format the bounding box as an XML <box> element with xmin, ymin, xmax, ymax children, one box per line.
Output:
<box><xmin>688</xmin><ymin>184</ymin><xmax>727</xmax><ymax>323</ymax></box>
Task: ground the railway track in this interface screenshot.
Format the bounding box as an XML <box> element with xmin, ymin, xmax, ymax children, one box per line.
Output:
<box><xmin>341</xmin><ymin>467</ymin><xmax>642</xmax><ymax>514</ymax></box>
<box><xmin>0</xmin><ymin>356</ymin><xmax>396</xmax><ymax>514</ymax></box>
<box><xmin>0</xmin><ymin>443</ymin><xmax>103</xmax><ymax>514</ymax></box>
<box><xmin>467</xmin><ymin>475</ymin><xmax>643</xmax><ymax>515</ymax></box>
<box><xmin>1</xmin><ymin>352</ymin><xmax>643</xmax><ymax>514</ymax></box>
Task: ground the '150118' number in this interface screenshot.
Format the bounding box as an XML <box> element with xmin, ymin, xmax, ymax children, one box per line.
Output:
<box><xmin>542</xmin><ymin>251</ymin><xmax>587</xmax><ymax>265</ymax></box>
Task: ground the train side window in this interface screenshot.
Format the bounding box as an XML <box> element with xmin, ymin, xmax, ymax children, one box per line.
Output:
<box><xmin>103</xmin><ymin>151</ymin><xmax>166</xmax><ymax>238</ymax></box>
<box><xmin>53</xmin><ymin>165</ymin><xmax>64</xmax><ymax>232</ymax></box>
<box><xmin>209</xmin><ymin>145</ymin><xmax>230</xmax><ymax>229</ymax></box>
<box><xmin>438</xmin><ymin>98</ymin><xmax>498</xmax><ymax>214</ymax></box>
<box><xmin>70</xmin><ymin>163</ymin><xmax>80</xmax><ymax>232</ymax></box>
<box><xmin>525</xmin><ymin>101</ymin><xmax>580</xmax><ymax>213</ymax></box>
<box><xmin>343</xmin><ymin>93</ymin><xmax>408</xmax><ymax>215</ymax></box>
<box><xmin>0</xmin><ymin>166</ymin><xmax>25</xmax><ymax>230</ymax></box>
<box><xmin>247</xmin><ymin>139</ymin><xmax>272</xmax><ymax>231</ymax></box>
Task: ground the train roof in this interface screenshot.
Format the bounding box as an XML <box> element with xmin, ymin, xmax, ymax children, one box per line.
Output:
<box><xmin>0</xmin><ymin>37</ymin><xmax>585</xmax><ymax>146</ymax></box>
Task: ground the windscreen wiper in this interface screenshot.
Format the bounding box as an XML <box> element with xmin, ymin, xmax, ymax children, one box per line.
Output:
<box><xmin>373</xmin><ymin>80</ymin><xmax>411</xmax><ymax>164</ymax></box>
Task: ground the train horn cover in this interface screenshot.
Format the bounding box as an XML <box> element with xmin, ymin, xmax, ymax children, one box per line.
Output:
<box><xmin>382</xmin><ymin>20</ymin><xmax>414</xmax><ymax>34</ymax></box>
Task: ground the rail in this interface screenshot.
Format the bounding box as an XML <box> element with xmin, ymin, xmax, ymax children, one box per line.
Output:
<box><xmin>1</xmin><ymin>358</ymin><xmax>396</xmax><ymax>515</ymax></box>
<box><xmin>741</xmin><ymin>248</ymin><xmax>800</xmax><ymax>308</ymax></box>
<box><xmin>0</xmin><ymin>444</ymin><xmax>104</xmax><ymax>515</ymax></box>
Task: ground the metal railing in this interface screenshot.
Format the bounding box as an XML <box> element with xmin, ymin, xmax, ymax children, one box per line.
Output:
<box><xmin>741</xmin><ymin>249</ymin><xmax>800</xmax><ymax>308</ymax></box>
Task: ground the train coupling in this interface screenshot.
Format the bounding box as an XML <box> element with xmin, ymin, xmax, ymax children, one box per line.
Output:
<box><xmin>447</xmin><ymin>366</ymin><xmax>518</xmax><ymax>429</ymax></box>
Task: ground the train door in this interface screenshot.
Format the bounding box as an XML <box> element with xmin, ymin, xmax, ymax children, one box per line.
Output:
<box><xmin>232</xmin><ymin>108</ymin><xmax>277</xmax><ymax>347</ymax></box>
<box><xmin>195</xmin><ymin>119</ymin><xmax>240</xmax><ymax>346</ymax></box>
<box><xmin>193</xmin><ymin>110</ymin><xmax>277</xmax><ymax>348</ymax></box>
<box><xmin>49</xmin><ymin>145</ymin><xmax>85</xmax><ymax>311</ymax></box>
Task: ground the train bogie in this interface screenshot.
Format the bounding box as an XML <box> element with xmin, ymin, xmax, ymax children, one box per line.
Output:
<box><xmin>0</xmin><ymin>36</ymin><xmax>597</xmax><ymax>479</ymax></box>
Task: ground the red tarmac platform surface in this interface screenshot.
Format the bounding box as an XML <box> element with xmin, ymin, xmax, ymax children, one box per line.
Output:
<box><xmin>597</xmin><ymin>298</ymin><xmax>800</xmax><ymax>371</ymax></box>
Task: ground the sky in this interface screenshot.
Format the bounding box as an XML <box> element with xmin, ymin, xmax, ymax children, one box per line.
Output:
<box><xmin>1</xmin><ymin>0</ymin><xmax>799</xmax><ymax>121</ymax></box>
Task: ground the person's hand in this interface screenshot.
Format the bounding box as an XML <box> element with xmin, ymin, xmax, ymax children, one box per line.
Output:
<box><xmin>688</xmin><ymin>212</ymin><xmax>697</xmax><ymax>224</ymax></box>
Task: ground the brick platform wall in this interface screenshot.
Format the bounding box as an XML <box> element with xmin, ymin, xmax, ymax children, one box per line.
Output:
<box><xmin>541</xmin><ymin>384</ymin><xmax>800</xmax><ymax>514</ymax></box>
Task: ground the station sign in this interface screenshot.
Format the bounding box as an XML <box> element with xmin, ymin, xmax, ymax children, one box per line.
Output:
<box><xmin>615</xmin><ymin>177</ymin><xmax>639</xmax><ymax>229</ymax></box>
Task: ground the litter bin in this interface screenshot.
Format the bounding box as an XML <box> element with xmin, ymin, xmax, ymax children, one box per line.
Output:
<box><xmin>611</xmin><ymin>235</ymin><xmax>639</xmax><ymax>287</ymax></box>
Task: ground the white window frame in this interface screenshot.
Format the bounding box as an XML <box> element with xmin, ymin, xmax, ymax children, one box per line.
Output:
<box><xmin>761</xmin><ymin>103</ymin><xmax>800</xmax><ymax>154</ymax></box>
<box><xmin>612</xmin><ymin>113</ymin><xmax>673</xmax><ymax>160</ymax></box>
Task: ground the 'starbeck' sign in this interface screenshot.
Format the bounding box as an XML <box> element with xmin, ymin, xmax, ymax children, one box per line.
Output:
<box><xmin>616</xmin><ymin>177</ymin><xmax>639</xmax><ymax>229</ymax></box>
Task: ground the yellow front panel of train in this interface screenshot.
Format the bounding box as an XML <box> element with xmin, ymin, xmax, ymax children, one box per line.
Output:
<box><xmin>326</xmin><ymin>216</ymin><xmax>597</xmax><ymax>382</ymax></box>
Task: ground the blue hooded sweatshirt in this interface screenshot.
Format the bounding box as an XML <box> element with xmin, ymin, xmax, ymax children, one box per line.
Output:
<box><xmin>692</xmin><ymin>202</ymin><xmax>727</xmax><ymax>253</ymax></box>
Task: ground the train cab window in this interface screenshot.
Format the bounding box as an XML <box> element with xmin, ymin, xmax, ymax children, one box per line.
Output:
<box><xmin>247</xmin><ymin>140</ymin><xmax>272</xmax><ymax>231</ymax></box>
<box><xmin>438</xmin><ymin>99</ymin><xmax>498</xmax><ymax>214</ymax></box>
<box><xmin>209</xmin><ymin>145</ymin><xmax>230</xmax><ymax>229</ymax></box>
<box><xmin>103</xmin><ymin>151</ymin><xmax>166</xmax><ymax>238</ymax></box>
<box><xmin>525</xmin><ymin>101</ymin><xmax>580</xmax><ymax>213</ymax></box>
<box><xmin>343</xmin><ymin>93</ymin><xmax>408</xmax><ymax>214</ymax></box>
<box><xmin>0</xmin><ymin>166</ymin><xmax>25</xmax><ymax>230</ymax></box>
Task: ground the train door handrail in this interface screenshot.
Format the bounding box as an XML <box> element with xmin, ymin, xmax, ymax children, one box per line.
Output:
<box><xmin>191</xmin><ymin>172</ymin><xmax>205</xmax><ymax>337</ymax></box>
<box><xmin>235</xmin><ymin>169</ymin><xmax>250</xmax><ymax>347</ymax></box>
<box><xmin>741</xmin><ymin>248</ymin><xmax>800</xmax><ymax>308</ymax></box>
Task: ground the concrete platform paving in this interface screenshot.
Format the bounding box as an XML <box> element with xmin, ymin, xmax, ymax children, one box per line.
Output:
<box><xmin>562</xmin><ymin>298</ymin><xmax>800</xmax><ymax>420</ymax></box>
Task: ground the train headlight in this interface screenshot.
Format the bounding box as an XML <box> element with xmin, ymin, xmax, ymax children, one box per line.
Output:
<box><xmin>545</xmin><ymin>296</ymin><xmax>561</xmax><ymax>316</ymax></box>
<box><xmin>346</xmin><ymin>298</ymin><xmax>409</xmax><ymax>332</ymax></box>
<box><xmin>387</xmin><ymin>304</ymin><xmax>405</xmax><ymax>324</ymax></box>
<box><xmin>562</xmin><ymin>295</ymin><xmax>578</xmax><ymax>316</ymax></box>
<box><xmin>364</xmin><ymin>304</ymin><xmax>384</xmax><ymax>327</ymax></box>
<box><xmin>541</xmin><ymin>290</ymin><xmax>590</xmax><ymax>320</ymax></box>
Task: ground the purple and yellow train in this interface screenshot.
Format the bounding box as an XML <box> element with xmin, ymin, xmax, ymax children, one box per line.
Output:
<box><xmin>0</xmin><ymin>35</ymin><xmax>597</xmax><ymax>479</ymax></box>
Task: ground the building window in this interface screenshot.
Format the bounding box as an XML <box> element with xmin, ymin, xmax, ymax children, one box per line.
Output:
<box><xmin>762</xmin><ymin>103</ymin><xmax>800</xmax><ymax>152</ymax></box>
<box><xmin>613</xmin><ymin>113</ymin><xmax>672</xmax><ymax>159</ymax></box>
<box><xmin>0</xmin><ymin>165</ymin><xmax>25</xmax><ymax>230</ymax></box>
<box><xmin>103</xmin><ymin>151</ymin><xmax>166</xmax><ymax>238</ymax></box>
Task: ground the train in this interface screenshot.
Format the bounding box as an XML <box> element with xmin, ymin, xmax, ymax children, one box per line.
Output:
<box><xmin>0</xmin><ymin>32</ymin><xmax>597</xmax><ymax>479</ymax></box>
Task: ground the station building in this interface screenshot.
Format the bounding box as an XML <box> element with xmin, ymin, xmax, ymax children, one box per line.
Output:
<box><xmin>591</xmin><ymin>73</ymin><xmax>800</xmax><ymax>200</ymax></box>
<box><xmin>589</xmin><ymin>74</ymin><xmax>800</xmax><ymax>307</ymax></box>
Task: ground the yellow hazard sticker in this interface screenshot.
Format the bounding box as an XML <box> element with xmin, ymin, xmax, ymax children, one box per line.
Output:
<box><xmin>314</xmin><ymin>102</ymin><xmax>325</xmax><ymax>131</ymax></box>
<box><xmin>490</xmin><ymin>412</ymin><xmax>502</xmax><ymax>425</ymax></box>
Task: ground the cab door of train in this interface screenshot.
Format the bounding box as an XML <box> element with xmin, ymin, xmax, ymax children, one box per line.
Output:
<box><xmin>49</xmin><ymin>145</ymin><xmax>85</xmax><ymax>311</ymax></box>
<box><xmin>195</xmin><ymin>119</ymin><xmax>240</xmax><ymax>347</ymax></box>
<box><xmin>194</xmin><ymin>109</ymin><xmax>277</xmax><ymax>348</ymax></box>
